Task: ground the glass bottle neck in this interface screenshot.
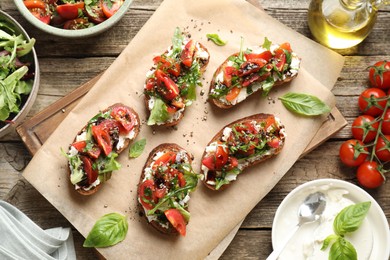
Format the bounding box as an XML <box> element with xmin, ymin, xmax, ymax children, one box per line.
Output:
<box><xmin>340</xmin><ymin>0</ymin><xmax>367</xmax><ymax>9</ymax></box>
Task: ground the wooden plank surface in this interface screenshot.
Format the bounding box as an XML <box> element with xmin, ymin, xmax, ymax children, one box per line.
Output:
<box><xmin>0</xmin><ymin>0</ymin><xmax>389</xmax><ymax>259</ymax></box>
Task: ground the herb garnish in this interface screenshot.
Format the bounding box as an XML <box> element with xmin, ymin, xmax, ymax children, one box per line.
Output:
<box><xmin>129</xmin><ymin>138</ymin><xmax>146</xmax><ymax>158</ymax></box>
<box><xmin>279</xmin><ymin>92</ymin><xmax>331</xmax><ymax>116</ymax></box>
<box><xmin>206</xmin><ymin>33</ymin><xmax>227</xmax><ymax>46</ymax></box>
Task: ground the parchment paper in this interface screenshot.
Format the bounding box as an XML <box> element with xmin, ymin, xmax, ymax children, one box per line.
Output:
<box><xmin>23</xmin><ymin>0</ymin><xmax>344</xmax><ymax>259</ymax></box>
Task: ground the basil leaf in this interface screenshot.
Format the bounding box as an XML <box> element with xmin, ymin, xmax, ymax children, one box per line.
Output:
<box><xmin>321</xmin><ymin>234</ymin><xmax>339</xmax><ymax>251</ymax></box>
<box><xmin>129</xmin><ymin>138</ymin><xmax>146</xmax><ymax>158</ymax></box>
<box><xmin>279</xmin><ymin>92</ymin><xmax>331</xmax><ymax>116</ymax></box>
<box><xmin>262</xmin><ymin>37</ymin><xmax>272</xmax><ymax>50</ymax></box>
<box><xmin>83</xmin><ymin>213</ymin><xmax>128</xmax><ymax>248</ymax></box>
<box><xmin>329</xmin><ymin>237</ymin><xmax>357</xmax><ymax>260</ymax></box>
<box><xmin>206</xmin><ymin>33</ymin><xmax>227</xmax><ymax>46</ymax></box>
<box><xmin>333</xmin><ymin>201</ymin><xmax>371</xmax><ymax>236</ymax></box>
<box><xmin>147</xmin><ymin>98</ymin><xmax>170</xmax><ymax>125</ymax></box>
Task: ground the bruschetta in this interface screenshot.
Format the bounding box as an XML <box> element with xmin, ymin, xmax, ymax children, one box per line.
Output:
<box><xmin>65</xmin><ymin>103</ymin><xmax>140</xmax><ymax>195</ymax></box>
<box><xmin>144</xmin><ymin>27</ymin><xmax>210</xmax><ymax>126</ymax></box>
<box><xmin>138</xmin><ymin>143</ymin><xmax>199</xmax><ymax>236</ymax></box>
<box><xmin>200</xmin><ymin>114</ymin><xmax>285</xmax><ymax>190</ymax></box>
<box><xmin>208</xmin><ymin>38</ymin><xmax>301</xmax><ymax>108</ymax></box>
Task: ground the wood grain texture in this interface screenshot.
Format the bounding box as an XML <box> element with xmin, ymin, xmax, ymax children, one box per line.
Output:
<box><xmin>1</xmin><ymin>0</ymin><xmax>390</xmax><ymax>259</ymax></box>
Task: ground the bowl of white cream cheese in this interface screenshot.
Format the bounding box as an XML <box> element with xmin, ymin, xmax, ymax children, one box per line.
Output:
<box><xmin>272</xmin><ymin>179</ymin><xmax>390</xmax><ymax>260</ymax></box>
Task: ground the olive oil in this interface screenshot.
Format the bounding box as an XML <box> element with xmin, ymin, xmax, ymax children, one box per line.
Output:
<box><xmin>308</xmin><ymin>0</ymin><xmax>378</xmax><ymax>49</ymax></box>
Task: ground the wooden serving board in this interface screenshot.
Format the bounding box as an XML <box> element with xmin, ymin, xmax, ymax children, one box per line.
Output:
<box><xmin>16</xmin><ymin>73</ymin><xmax>346</xmax><ymax>156</ymax></box>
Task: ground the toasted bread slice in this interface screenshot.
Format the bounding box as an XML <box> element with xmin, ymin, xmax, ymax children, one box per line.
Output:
<box><xmin>66</xmin><ymin>103</ymin><xmax>140</xmax><ymax>195</ymax></box>
<box><xmin>209</xmin><ymin>42</ymin><xmax>300</xmax><ymax>109</ymax></box>
<box><xmin>138</xmin><ymin>143</ymin><xmax>198</xmax><ymax>236</ymax></box>
<box><xmin>200</xmin><ymin>114</ymin><xmax>285</xmax><ymax>190</ymax></box>
<box><xmin>144</xmin><ymin>29</ymin><xmax>210</xmax><ymax>127</ymax></box>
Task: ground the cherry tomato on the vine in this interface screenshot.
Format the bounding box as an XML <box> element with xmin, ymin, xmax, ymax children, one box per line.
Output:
<box><xmin>368</xmin><ymin>60</ymin><xmax>390</xmax><ymax>89</ymax></box>
<box><xmin>351</xmin><ymin>115</ymin><xmax>379</xmax><ymax>143</ymax></box>
<box><xmin>375</xmin><ymin>135</ymin><xmax>390</xmax><ymax>162</ymax></box>
<box><xmin>381</xmin><ymin>110</ymin><xmax>390</xmax><ymax>135</ymax></box>
<box><xmin>339</xmin><ymin>139</ymin><xmax>368</xmax><ymax>167</ymax></box>
<box><xmin>356</xmin><ymin>161</ymin><xmax>385</xmax><ymax>189</ymax></box>
<box><xmin>358</xmin><ymin>88</ymin><xmax>387</xmax><ymax>117</ymax></box>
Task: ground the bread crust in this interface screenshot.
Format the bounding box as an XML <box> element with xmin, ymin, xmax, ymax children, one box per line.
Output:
<box><xmin>209</xmin><ymin>52</ymin><xmax>299</xmax><ymax>109</ymax></box>
<box><xmin>144</xmin><ymin>42</ymin><xmax>210</xmax><ymax>127</ymax></box>
<box><xmin>68</xmin><ymin>103</ymin><xmax>140</xmax><ymax>195</ymax></box>
<box><xmin>138</xmin><ymin>143</ymin><xmax>193</xmax><ymax>235</ymax></box>
<box><xmin>201</xmin><ymin>114</ymin><xmax>285</xmax><ymax>191</ymax></box>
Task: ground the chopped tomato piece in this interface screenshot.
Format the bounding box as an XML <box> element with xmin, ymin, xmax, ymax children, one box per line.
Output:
<box><xmin>92</xmin><ymin>125</ymin><xmax>112</xmax><ymax>156</ymax></box>
<box><xmin>24</xmin><ymin>0</ymin><xmax>46</xmax><ymax>9</ymax></box>
<box><xmin>245</xmin><ymin>51</ymin><xmax>272</xmax><ymax>63</ymax></box>
<box><xmin>81</xmin><ymin>156</ymin><xmax>98</xmax><ymax>185</ymax></box>
<box><xmin>71</xmin><ymin>141</ymin><xmax>86</xmax><ymax>152</ymax></box>
<box><xmin>202</xmin><ymin>156</ymin><xmax>215</xmax><ymax>170</ymax></box>
<box><xmin>153</xmin><ymin>187</ymin><xmax>166</xmax><ymax>199</ymax></box>
<box><xmin>111</xmin><ymin>105</ymin><xmax>135</xmax><ymax>132</ymax></box>
<box><xmin>101</xmin><ymin>0</ymin><xmax>124</xmax><ymax>18</ymax></box>
<box><xmin>181</xmin><ymin>40</ymin><xmax>196</xmax><ymax>67</ymax></box>
<box><xmin>164</xmin><ymin>209</ymin><xmax>187</xmax><ymax>236</ymax></box>
<box><xmin>155</xmin><ymin>69</ymin><xmax>180</xmax><ymax>101</ymax></box>
<box><xmin>153</xmin><ymin>56</ymin><xmax>180</xmax><ymax>77</ymax></box>
<box><xmin>264</xmin><ymin>116</ymin><xmax>276</xmax><ymax>130</ymax></box>
<box><xmin>225</xmin><ymin>86</ymin><xmax>240</xmax><ymax>102</ymax></box>
<box><xmin>169</xmin><ymin>168</ymin><xmax>186</xmax><ymax>187</ymax></box>
<box><xmin>171</xmin><ymin>99</ymin><xmax>185</xmax><ymax>109</ymax></box>
<box><xmin>138</xmin><ymin>179</ymin><xmax>155</xmax><ymax>210</ymax></box>
<box><xmin>242</xmin><ymin>73</ymin><xmax>261</xmax><ymax>87</ymax></box>
<box><xmin>274</xmin><ymin>48</ymin><xmax>286</xmax><ymax>71</ymax></box>
<box><xmin>29</xmin><ymin>7</ymin><xmax>50</xmax><ymax>24</ymax></box>
<box><xmin>215</xmin><ymin>144</ymin><xmax>229</xmax><ymax>170</ymax></box>
<box><xmin>267</xmin><ymin>138</ymin><xmax>280</xmax><ymax>149</ymax></box>
<box><xmin>223</xmin><ymin>66</ymin><xmax>238</xmax><ymax>87</ymax></box>
<box><xmin>167</xmin><ymin>105</ymin><xmax>178</xmax><ymax>114</ymax></box>
<box><xmin>279</xmin><ymin>42</ymin><xmax>292</xmax><ymax>52</ymax></box>
<box><xmin>56</xmin><ymin>2</ymin><xmax>85</xmax><ymax>20</ymax></box>
<box><xmin>227</xmin><ymin>156</ymin><xmax>238</xmax><ymax>170</ymax></box>
<box><xmin>85</xmin><ymin>1</ymin><xmax>106</xmax><ymax>24</ymax></box>
<box><xmin>145</xmin><ymin>77</ymin><xmax>156</xmax><ymax>91</ymax></box>
<box><xmin>86</xmin><ymin>145</ymin><xmax>101</xmax><ymax>159</ymax></box>
<box><xmin>154</xmin><ymin>151</ymin><xmax>177</xmax><ymax>167</ymax></box>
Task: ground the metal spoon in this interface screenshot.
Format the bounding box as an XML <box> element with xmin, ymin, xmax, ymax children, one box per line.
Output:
<box><xmin>266</xmin><ymin>191</ymin><xmax>326</xmax><ymax>260</ymax></box>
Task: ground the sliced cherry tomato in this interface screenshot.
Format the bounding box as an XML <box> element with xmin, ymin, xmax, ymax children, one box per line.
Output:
<box><xmin>375</xmin><ymin>135</ymin><xmax>390</xmax><ymax>162</ymax></box>
<box><xmin>138</xmin><ymin>179</ymin><xmax>155</xmax><ymax>210</ymax></box>
<box><xmin>339</xmin><ymin>139</ymin><xmax>368</xmax><ymax>167</ymax></box>
<box><xmin>145</xmin><ymin>77</ymin><xmax>156</xmax><ymax>91</ymax></box>
<box><xmin>101</xmin><ymin>0</ymin><xmax>124</xmax><ymax>18</ymax></box>
<box><xmin>56</xmin><ymin>2</ymin><xmax>85</xmax><ymax>20</ymax></box>
<box><xmin>164</xmin><ymin>209</ymin><xmax>186</xmax><ymax>236</ymax></box>
<box><xmin>154</xmin><ymin>151</ymin><xmax>177</xmax><ymax>167</ymax></box>
<box><xmin>267</xmin><ymin>138</ymin><xmax>280</xmax><ymax>149</ymax></box>
<box><xmin>225</xmin><ymin>86</ymin><xmax>240</xmax><ymax>102</ymax></box>
<box><xmin>24</xmin><ymin>0</ymin><xmax>46</xmax><ymax>9</ymax></box>
<box><xmin>50</xmin><ymin>14</ymin><xmax>67</xmax><ymax>26</ymax></box>
<box><xmin>244</xmin><ymin>51</ymin><xmax>272</xmax><ymax>63</ymax></box>
<box><xmin>242</xmin><ymin>73</ymin><xmax>262</xmax><ymax>87</ymax></box>
<box><xmin>110</xmin><ymin>105</ymin><xmax>135</xmax><ymax>132</ymax></box>
<box><xmin>81</xmin><ymin>156</ymin><xmax>98</xmax><ymax>185</ymax></box>
<box><xmin>223</xmin><ymin>66</ymin><xmax>238</xmax><ymax>87</ymax></box>
<box><xmin>356</xmin><ymin>161</ymin><xmax>384</xmax><ymax>189</ymax></box>
<box><xmin>358</xmin><ymin>88</ymin><xmax>387</xmax><ymax>117</ymax></box>
<box><xmin>153</xmin><ymin>187</ymin><xmax>166</xmax><ymax>199</ymax></box>
<box><xmin>238</xmin><ymin>60</ymin><xmax>266</xmax><ymax>77</ymax></box>
<box><xmin>85</xmin><ymin>1</ymin><xmax>106</xmax><ymax>24</ymax></box>
<box><xmin>274</xmin><ymin>48</ymin><xmax>286</xmax><ymax>71</ymax></box>
<box><xmin>279</xmin><ymin>42</ymin><xmax>292</xmax><ymax>52</ymax></box>
<box><xmin>86</xmin><ymin>145</ymin><xmax>101</xmax><ymax>159</ymax></box>
<box><xmin>63</xmin><ymin>18</ymin><xmax>90</xmax><ymax>30</ymax></box>
<box><xmin>215</xmin><ymin>144</ymin><xmax>229</xmax><ymax>170</ymax></box>
<box><xmin>155</xmin><ymin>69</ymin><xmax>180</xmax><ymax>101</ymax></box>
<box><xmin>381</xmin><ymin>110</ymin><xmax>390</xmax><ymax>135</ymax></box>
<box><xmin>153</xmin><ymin>56</ymin><xmax>181</xmax><ymax>77</ymax></box>
<box><xmin>264</xmin><ymin>116</ymin><xmax>276</xmax><ymax>130</ymax></box>
<box><xmin>71</xmin><ymin>140</ymin><xmax>86</xmax><ymax>152</ymax></box>
<box><xmin>202</xmin><ymin>156</ymin><xmax>215</xmax><ymax>170</ymax></box>
<box><xmin>351</xmin><ymin>115</ymin><xmax>379</xmax><ymax>143</ymax></box>
<box><xmin>29</xmin><ymin>7</ymin><xmax>51</xmax><ymax>24</ymax></box>
<box><xmin>226</xmin><ymin>156</ymin><xmax>238</xmax><ymax>170</ymax></box>
<box><xmin>181</xmin><ymin>40</ymin><xmax>196</xmax><ymax>67</ymax></box>
<box><xmin>368</xmin><ymin>60</ymin><xmax>390</xmax><ymax>89</ymax></box>
<box><xmin>92</xmin><ymin>124</ymin><xmax>112</xmax><ymax>156</ymax></box>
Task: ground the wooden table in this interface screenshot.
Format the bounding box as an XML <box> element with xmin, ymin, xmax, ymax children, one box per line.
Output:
<box><xmin>1</xmin><ymin>0</ymin><xmax>389</xmax><ymax>259</ymax></box>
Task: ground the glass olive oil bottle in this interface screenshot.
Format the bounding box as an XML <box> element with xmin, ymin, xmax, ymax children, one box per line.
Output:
<box><xmin>307</xmin><ymin>0</ymin><xmax>387</xmax><ymax>49</ymax></box>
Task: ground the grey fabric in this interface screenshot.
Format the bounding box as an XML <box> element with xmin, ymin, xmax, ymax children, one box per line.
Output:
<box><xmin>0</xmin><ymin>201</ymin><xmax>76</xmax><ymax>260</ymax></box>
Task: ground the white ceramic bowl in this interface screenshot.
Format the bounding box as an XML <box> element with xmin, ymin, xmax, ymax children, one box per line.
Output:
<box><xmin>272</xmin><ymin>179</ymin><xmax>390</xmax><ymax>260</ymax></box>
<box><xmin>13</xmin><ymin>0</ymin><xmax>133</xmax><ymax>38</ymax></box>
<box><xmin>0</xmin><ymin>10</ymin><xmax>40</xmax><ymax>138</ymax></box>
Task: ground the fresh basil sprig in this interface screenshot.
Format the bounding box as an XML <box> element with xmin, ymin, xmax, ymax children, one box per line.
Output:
<box><xmin>279</xmin><ymin>92</ymin><xmax>331</xmax><ymax>116</ymax></box>
<box><xmin>321</xmin><ymin>201</ymin><xmax>371</xmax><ymax>260</ymax></box>
<box><xmin>129</xmin><ymin>138</ymin><xmax>146</xmax><ymax>158</ymax></box>
<box><xmin>206</xmin><ymin>33</ymin><xmax>227</xmax><ymax>46</ymax></box>
<box><xmin>84</xmin><ymin>213</ymin><xmax>128</xmax><ymax>248</ymax></box>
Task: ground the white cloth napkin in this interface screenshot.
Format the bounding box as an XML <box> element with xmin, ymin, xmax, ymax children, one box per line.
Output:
<box><xmin>0</xmin><ymin>201</ymin><xmax>76</xmax><ymax>260</ymax></box>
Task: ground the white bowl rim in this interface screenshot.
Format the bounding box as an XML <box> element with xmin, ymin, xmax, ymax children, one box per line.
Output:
<box><xmin>13</xmin><ymin>0</ymin><xmax>133</xmax><ymax>38</ymax></box>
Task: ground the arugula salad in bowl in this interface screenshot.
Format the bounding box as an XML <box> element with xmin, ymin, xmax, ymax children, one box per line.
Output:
<box><xmin>0</xmin><ymin>10</ymin><xmax>39</xmax><ymax>138</ymax></box>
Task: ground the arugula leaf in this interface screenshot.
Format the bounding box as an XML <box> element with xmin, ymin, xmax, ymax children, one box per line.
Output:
<box><xmin>129</xmin><ymin>138</ymin><xmax>146</xmax><ymax>158</ymax></box>
<box><xmin>279</xmin><ymin>92</ymin><xmax>331</xmax><ymax>116</ymax></box>
<box><xmin>261</xmin><ymin>76</ymin><xmax>275</xmax><ymax>96</ymax></box>
<box><xmin>147</xmin><ymin>98</ymin><xmax>170</xmax><ymax>125</ymax></box>
<box><xmin>206</xmin><ymin>33</ymin><xmax>227</xmax><ymax>46</ymax></box>
<box><xmin>170</xmin><ymin>27</ymin><xmax>184</xmax><ymax>58</ymax></box>
<box><xmin>177</xmin><ymin>62</ymin><xmax>201</xmax><ymax>102</ymax></box>
<box><xmin>95</xmin><ymin>152</ymin><xmax>121</xmax><ymax>174</ymax></box>
<box><xmin>83</xmin><ymin>213</ymin><xmax>128</xmax><ymax>248</ymax></box>
<box><xmin>333</xmin><ymin>201</ymin><xmax>371</xmax><ymax>236</ymax></box>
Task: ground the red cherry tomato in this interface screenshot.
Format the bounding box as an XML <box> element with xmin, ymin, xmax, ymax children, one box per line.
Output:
<box><xmin>86</xmin><ymin>145</ymin><xmax>101</xmax><ymax>159</ymax></box>
<box><xmin>155</xmin><ymin>69</ymin><xmax>180</xmax><ymax>101</ymax></box>
<box><xmin>85</xmin><ymin>1</ymin><xmax>106</xmax><ymax>24</ymax></box>
<box><xmin>28</xmin><ymin>7</ymin><xmax>51</xmax><ymax>24</ymax></box>
<box><xmin>202</xmin><ymin>156</ymin><xmax>215</xmax><ymax>171</ymax></box>
<box><xmin>358</xmin><ymin>88</ymin><xmax>387</xmax><ymax>116</ymax></box>
<box><xmin>381</xmin><ymin>110</ymin><xmax>390</xmax><ymax>135</ymax></box>
<box><xmin>92</xmin><ymin>124</ymin><xmax>112</xmax><ymax>156</ymax></box>
<box><xmin>351</xmin><ymin>115</ymin><xmax>379</xmax><ymax>143</ymax></box>
<box><xmin>138</xmin><ymin>179</ymin><xmax>155</xmax><ymax>210</ymax></box>
<box><xmin>181</xmin><ymin>40</ymin><xmax>196</xmax><ymax>67</ymax></box>
<box><xmin>368</xmin><ymin>61</ymin><xmax>390</xmax><ymax>89</ymax></box>
<box><xmin>356</xmin><ymin>161</ymin><xmax>384</xmax><ymax>189</ymax></box>
<box><xmin>101</xmin><ymin>0</ymin><xmax>124</xmax><ymax>18</ymax></box>
<box><xmin>245</xmin><ymin>51</ymin><xmax>273</xmax><ymax>63</ymax></box>
<box><xmin>225</xmin><ymin>86</ymin><xmax>240</xmax><ymax>102</ymax></box>
<box><xmin>339</xmin><ymin>139</ymin><xmax>368</xmax><ymax>167</ymax></box>
<box><xmin>375</xmin><ymin>135</ymin><xmax>390</xmax><ymax>162</ymax></box>
<box><xmin>153</xmin><ymin>56</ymin><xmax>181</xmax><ymax>77</ymax></box>
<box><xmin>153</xmin><ymin>187</ymin><xmax>166</xmax><ymax>199</ymax></box>
<box><xmin>215</xmin><ymin>144</ymin><xmax>229</xmax><ymax>170</ymax></box>
<box><xmin>71</xmin><ymin>140</ymin><xmax>86</xmax><ymax>152</ymax></box>
<box><xmin>110</xmin><ymin>106</ymin><xmax>135</xmax><ymax>132</ymax></box>
<box><xmin>164</xmin><ymin>209</ymin><xmax>186</xmax><ymax>236</ymax></box>
<box><xmin>274</xmin><ymin>48</ymin><xmax>286</xmax><ymax>71</ymax></box>
<box><xmin>81</xmin><ymin>156</ymin><xmax>98</xmax><ymax>185</ymax></box>
<box><xmin>267</xmin><ymin>138</ymin><xmax>280</xmax><ymax>149</ymax></box>
<box><xmin>279</xmin><ymin>42</ymin><xmax>292</xmax><ymax>52</ymax></box>
<box><xmin>56</xmin><ymin>2</ymin><xmax>85</xmax><ymax>20</ymax></box>
<box><xmin>24</xmin><ymin>0</ymin><xmax>46</xmax><ymax>9</ymax></box>
<box><xmin>154</xmin><ymin>151</ymin><xmax>177</xmax><ymax>167</ymax></box>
